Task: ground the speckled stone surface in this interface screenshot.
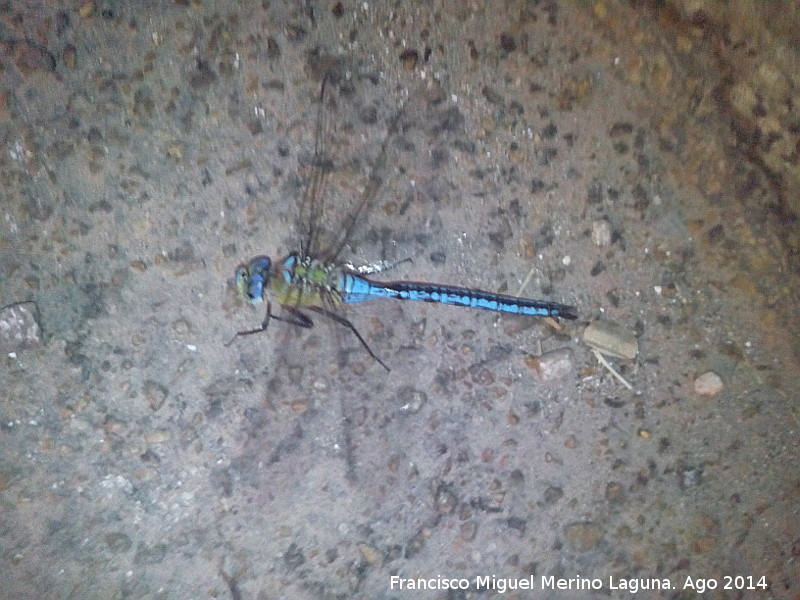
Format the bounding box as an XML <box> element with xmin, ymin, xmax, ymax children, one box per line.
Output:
<box><xmin>1</xmin><ymin>2</ymin><xmax>798</xmax><ymax>599</ymax></box>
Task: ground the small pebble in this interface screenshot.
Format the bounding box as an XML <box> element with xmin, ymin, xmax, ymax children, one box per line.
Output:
<box><xmin>679</xmin><ymin>465</ymin><xmax>702</xmax><ymax>488</ymax></box>
<box><xmin>525</xmin><ymin>348</ymin><xmax>574</xmax><ymax>381</ymax></box>
<box><xmin>690</xmin><ymin>535</ymin><xmax>717</xmax><ymax>554</ymax></box>
<box><xmin>0</xmin><ymin>302</ymin><xmax>42</xmax><ymax>352</ymax></box>
<box><xmin>542</xmin><ymin>486</ymin><xmax>563</xmax><ymax>505</ymax></box>
<box><xmin>397</xmin><ymin>387</ymin><xmax>427</xmax><ymax>414</ymax></box>
<box><xmin>145</xmin><ymin>430</ymin><xmax>170</xmax><ymax>444</ymax></box>
<box><xmin>78</xmin><ymin>1</ymin><xmax>95</xmax><ymax>18</ymax></box>
<box><xmin>134</xmin><ymin>542</ymin><xmax>167</xmax><ymax>565</ymax></box>
<box><xmin>290</xmin><ymin>397</ymin><xmax>310</xmax><ymax>414</ymax></box>
<box><xmin>506</xmin><ymin>516</ymin><xmax>526</xmax><ymax>537</ymax></box>
<box><xmin>434</xmin><ymin>484</ymin><xmax>457</xmax><ymax>514</ymax></box>
<box><xmin>694</xmin><ymin>371</ymin><xmax>723</xmax><ymax>396</ymax></box>
<box><xmin>357</xmin><ymin>543</ymin><xmax>382</xmax><ymax>566</ymax></box>
<box><xmin>460</xmin><ymin>521</ymin><xmax>478</xmax><ymax>541</ymax></box>
<box><xmin>15</xmin><ymin>40</ymin><xmax>56</xmax><ymax>73</ymax></box>
<box><xmin>399</xmin><ymin>48</ymin><xmax>419</xmax><ymax>70</ymax></box>
<box><xmin>583</xmin><ymin>320</ymin><xmax>638</xmax><ymax>359</ymax></box>
<box><xmin>105</xmin><ymin>532</ymin><xmax>133</xmax><ymax>553</ymax></box>
<box><xmin>605</xmin><ymin>481</ymin><xmax>624</xmax><ymax>502</ymax></box>
<box><xmin>144</xmin><ymin>380</ymin><xmax>168</xmax><ymax>411</ymax></box>
<box><xmin>63</xmin><ymin>44</ymin><xmax>77</xmax><ymax>69</ymax></box>
<box><xmin>563</xmin><ymin>522</ymin><xmax>602</xmax><ymax>552</ymax></box>
<box><xmin>591</xmin><ymin>220</ymin><xmax>612</xmax><ymax>247</ymax></box>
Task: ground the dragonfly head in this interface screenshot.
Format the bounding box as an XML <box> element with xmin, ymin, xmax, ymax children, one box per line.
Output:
<box><xmin>235</xmin><ymin>256</ymin><xmax>272</xmax><ymax>304</ymax></box>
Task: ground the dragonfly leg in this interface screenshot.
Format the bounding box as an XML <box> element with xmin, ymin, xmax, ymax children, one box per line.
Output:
<box><xmin>226</xmin><ymin>301</ymin><xmax>283</xmax><ymax>346</ymax></box>
<box><xmin>306</xmin><ymin>305</ymin><xmax>390</xmax><ymax>372</ymax></box>
<box><xmin>279</xmin><ymin>305</ymin><xmax>314</xmax><ymax>329</ymax></box>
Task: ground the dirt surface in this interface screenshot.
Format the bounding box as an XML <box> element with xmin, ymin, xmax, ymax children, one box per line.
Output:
<box><xmin>2</xmin><ymin>1</ymin><xmax>799</xmax><ymax>599</ymax></box>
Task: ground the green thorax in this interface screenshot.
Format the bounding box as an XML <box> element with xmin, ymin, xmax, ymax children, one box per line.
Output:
<box><xmin>271</xmin><ymin>256</ymin><xmax>344</xmax><ymax>308</ymax></box>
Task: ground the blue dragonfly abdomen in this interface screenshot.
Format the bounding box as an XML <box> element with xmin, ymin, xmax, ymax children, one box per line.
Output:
<box><xmin>340</xmin><ymin>272</ymin><xmax>578</xmax><ymax>320</ymax></box>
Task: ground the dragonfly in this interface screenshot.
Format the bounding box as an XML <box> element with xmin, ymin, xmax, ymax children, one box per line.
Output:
<box><xmin>232</xmin><ymin>74</ymin><xmax>577</xmax><ymax>371</ymax></box>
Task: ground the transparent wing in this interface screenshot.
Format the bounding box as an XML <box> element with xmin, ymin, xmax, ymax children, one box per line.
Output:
<box><xmin>322</xmin><ymin>127</ymin><xmax>391</xmax><ymax>264</ymax></box>
<box><xmin>297</xmin><ymin>69</ymin><xmax>400</xmax><ymax>264</ymax></box>
<box><xmin>320</xmin><ymin>104</ymin><xmax>403</xmax><ymax>265</ymax></box>
<box><xmin>285</xmin><ymin>69</ymin><xmax>399</xmax><ymax>372</ymax></box>
<box><xmin>297</xmin><ymin>74</ymin><xmax>333</xmax><ymax>260</ymax></box>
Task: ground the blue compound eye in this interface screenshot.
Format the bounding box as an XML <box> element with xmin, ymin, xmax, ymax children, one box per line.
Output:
<box><xmin>249</xmin><ymin>256</ymin><xmax>272</xmax><ymax>277</ymax></box>
<box><xmin>247</xmin><ymin>279</ymin><xmax>263</xmax><ymax>302</ymax></box>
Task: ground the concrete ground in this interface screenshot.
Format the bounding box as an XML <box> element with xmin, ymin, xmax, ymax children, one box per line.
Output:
<box><xmin>1</xmin><ymin>1</ymin><xmax>798</xmax><ymax>599</ymax></box>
